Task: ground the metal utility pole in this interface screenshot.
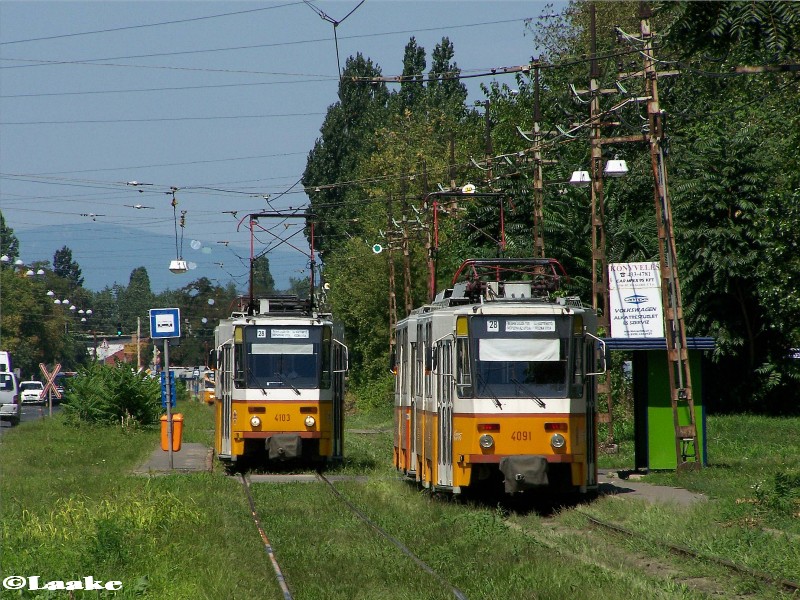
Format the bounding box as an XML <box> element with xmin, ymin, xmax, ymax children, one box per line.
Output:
<box><xmin>588</xmin><ymin>3</ymin><xmax>615</xmax><ymax>445</ymax></box>
<box><xmin>387</xmin><ymin>193</ymin><xmax>398</xmax><ymax>352</ymax></box>
<box><xmin>532</xmin><ymin>60</ymin><xmax>545</xmax><ymax>258</ymax></box>
<box><xmin>640</xmin><ymin>2</ymin><xmax>699</xmax><ymax>470</ymax></box>
<box><xmin>401</xmin><ymin>181</ymin><xmax>413</xmax><ymax>316</ymax></box>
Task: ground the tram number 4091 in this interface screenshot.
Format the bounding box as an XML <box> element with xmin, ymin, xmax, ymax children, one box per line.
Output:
<box><xmin>511</xmin><ymin>431</ymin><xmax>531</xmax><ymax>441</ymax></box>
<box><xmin>275</xmin><ymin>413</ymin><xmax>291</xmax><ymax>422</ymax></box>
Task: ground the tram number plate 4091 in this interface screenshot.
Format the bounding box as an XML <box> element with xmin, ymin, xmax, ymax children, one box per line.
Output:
<box><xmin>511</xmin><ymin>431</ymin><xmax>531</xmax><ymax>441</ymax></box>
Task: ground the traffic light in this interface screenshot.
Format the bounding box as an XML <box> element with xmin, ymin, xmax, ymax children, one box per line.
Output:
<box><xmin>116</xmin><ymin>323</ymin><xmax>122</xmax><ymax>337</ymax></box>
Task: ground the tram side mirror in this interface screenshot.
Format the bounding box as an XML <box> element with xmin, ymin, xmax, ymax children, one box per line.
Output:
<box><xmin>389</xmin><ymin>348</ymin><xmax>397</xmax><ymax>375</ymax></box>
<box><xmin>209</xmin><ymin>348</ymin><xmax>218</xmax><ymax>369</ymax></box>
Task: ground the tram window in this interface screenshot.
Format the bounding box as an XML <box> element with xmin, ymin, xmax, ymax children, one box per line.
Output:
<box><xmin>424</xmin><ymin>323</ymin><xmax>432</xmax><ymax>398</ymax></box>
<box><xmin>572</xmin><ymin>336</ymin><xmax>584</xmax><ymax>385</ymax></box>
<box><xmin>234</xmin><ymin>341</ymin><xmax>245</xmax><ymax>387</ymax></box>
<box><xmin>475</xmin><ymin>338</ymin><xmax>568</xmax><ymax>398</ymax></box>
<box><xmin>321</xmin><ymin>326</ymin><xmax>332</xmax><ymax>389</ymax></box>
<box><xmin>456</xmin><ymin>338</ymin><xmax>473</xmax><ymax>397</ymax></box>
<box><xmin>242</xmin><ymin>326</ymin><xmax>324</xmax><ymax>390</ymax></box>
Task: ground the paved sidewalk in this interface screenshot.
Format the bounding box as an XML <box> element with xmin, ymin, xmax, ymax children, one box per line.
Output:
<box><xmin>598</xmin><ymin>469</ymin><xmax>706</xmax><ymax>506</ymax></box>
<box><xmin>134</xmin><ymin>443</ymin><xmax>212</xmax><ymax>475</ymax></box>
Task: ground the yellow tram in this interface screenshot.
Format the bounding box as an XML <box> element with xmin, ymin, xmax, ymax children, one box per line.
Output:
<box><xmin>393</xmin><ymin>258</ymin><xmax>605</xmax><ymax>497</ymax></box>
<box><xmin>214</xmin><ymin>296</ymin><xmax>348</xmax><ymax>469</ymax></box>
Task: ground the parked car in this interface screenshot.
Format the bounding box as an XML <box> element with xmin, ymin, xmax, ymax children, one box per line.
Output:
<box><xmin>19</xmin><ymin>380</ymin><xmax>44</xmax><ymax>404</ymax></box>
<box><xmin>0</xmin><ymin>372</ymin><xmax>20</xmax><ymax>426</ymax></box>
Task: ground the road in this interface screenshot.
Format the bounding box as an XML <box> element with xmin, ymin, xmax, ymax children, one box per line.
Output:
<box><xmin>0</xmin><ymin>403</ymin><xmax>61</xmax><ymax>435</ymax></box>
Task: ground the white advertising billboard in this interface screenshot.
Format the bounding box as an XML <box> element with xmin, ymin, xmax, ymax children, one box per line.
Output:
<box><xmin>608</xmin><ymin>262</ymin><xmax>665</xmax><ymax>338</ymax></box>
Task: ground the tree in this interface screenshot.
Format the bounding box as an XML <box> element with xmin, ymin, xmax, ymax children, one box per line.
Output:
<box><xmin>394</xmin><ymin>37</ymin><xmax>427</xmax><ymax>112</ymax></box>
<box><xmin>427</xmin><ymin>37</ymin><xmax>468</xmax><ymax>113</ymax></box>
<box><xmin>251</xmin><ymin>255</ymin><xmax>275</xmax><ymax>298</ymax></box>
<box><xmin>53</xmin><ymin>246</ymin><xmax>84</xmax><ymax>287</ymax></box>
<box><xmin>661</xmin><ymin>1</ymin><xmax>800</xmax><ymax>59</ymax></box>
<box><xmin>302</xmin><ymin>53</ymin><xmax>390</xmax><ymax>256</ymax></box>
<box><xmin>0</xmin><ymin>211</ymin><xmax>19</xmax><ymax>264</ymax></box>
<box><xmin>117</xmin><ymin>267</ymin><xmax>154</xmax><ymax>333</ymax></box>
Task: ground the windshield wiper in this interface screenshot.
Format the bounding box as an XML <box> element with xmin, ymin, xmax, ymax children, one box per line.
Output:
<box><xmin>274</xmin><ymin>372</ymin><xmax>301</xmax><ymax>396</ymax></box>
<box><xmin>511</xmin><ymin>377</ymin><xmax>546</xmax><ymax>409</ymax></box>
<box><xmin>476</xmin><ymin>372</ymin><xmax>502</xmax><ymax>409</ymax></box>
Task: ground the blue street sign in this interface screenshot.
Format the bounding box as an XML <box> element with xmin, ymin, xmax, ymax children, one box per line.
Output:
<box><xmin>160</xmin><ymin>371</ymin><xmax>176</xmax><ymax>408</ymax></box>
<box><xmin>149</xmin><ymin>308</ymin><xmax>181</xmax><ymax>339</ymax></box>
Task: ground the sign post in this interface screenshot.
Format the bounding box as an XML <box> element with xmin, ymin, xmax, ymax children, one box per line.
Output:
<box><xmin>40</xmin><ymin>362</ymin><xmax>62</xmax><ymax>418</ymax></box>
<box><xmin>149</xmin><ymin>308</ymin><xmax>181</xmax><ymax>469</ymax></box>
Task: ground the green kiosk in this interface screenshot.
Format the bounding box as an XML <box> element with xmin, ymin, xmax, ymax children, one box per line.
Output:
<box><xmin>604</xmin><ymin>337</ymin><xmax>713</xmax><ymax>470</ymax></box>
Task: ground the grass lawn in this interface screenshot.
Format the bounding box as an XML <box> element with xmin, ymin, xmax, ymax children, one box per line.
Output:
<box><xmin>2</xmin><ymin>396</ymin><xmax>798</xmax><ymax>599</ymax></box>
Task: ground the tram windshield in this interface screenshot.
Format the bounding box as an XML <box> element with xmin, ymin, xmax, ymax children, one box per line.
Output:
<box><xmin>469</xmin><ymin>316</ymin><xmax>570</xmax><ymax>398</ymax></box>
<box><xmin>239</xmin><ymin>325</ymin><xmax>325</xmax><ymax>389</ymax></box>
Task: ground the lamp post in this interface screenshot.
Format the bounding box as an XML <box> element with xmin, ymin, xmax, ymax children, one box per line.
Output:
<box><xmin>569</xmin><ymin>156</ymin><xmax>628</xmax><ymax>448</ymax></box>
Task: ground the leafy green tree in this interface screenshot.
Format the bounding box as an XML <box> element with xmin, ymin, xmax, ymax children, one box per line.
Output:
<box><xmin>251</xmin><ymin>255</ymin><xmax>275</xmax><ymax>298</ymax></box>
<box><xmin>427</xmin><ymin>37</ymin><xmax>468</xmax><ymax>113</ymax></box>
<box><xmin>53</xmin><ymin>246</ymin><xmax>84</xmax><ymax>287</ymax></box>
<box><xmin>117</xmin><ymin>267</ymin><xmax>155</xmax><ymax>335</ymax></box>
<box><xmin>302</xmin><ymin>53</ymin><xmax>390</xmax><ymax>256</ymax></box>
<box><xmin>394</xmin><ymin>37</ymin><xmax>427</xmax><ymax>112</ymax></box>
<box><xmin>0</xmin><ymin>211</ymin><xmax>19</xmax><ymax>264</ymax></box>
<box><xmin>661</xmin><ymin>1</ymin><xmax>800</xmax><ymax>58</ymax></box>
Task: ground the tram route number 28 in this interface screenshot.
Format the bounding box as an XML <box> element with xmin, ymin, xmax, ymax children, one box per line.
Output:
<box><xmin>511</xmin><ymin>431</ymin><xmax>531</xmax><ymax>441</ymax></box>
<box><xmin>274</xmin><ymin>413</ymin><xmax>291</xmax><ymax>422</ymax></box>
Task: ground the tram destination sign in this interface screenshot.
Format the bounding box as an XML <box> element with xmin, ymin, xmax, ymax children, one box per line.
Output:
<box><xmin>608</xmin><ymin>262</ymin><xmax>665</xmax><ymax>339</ymax></box>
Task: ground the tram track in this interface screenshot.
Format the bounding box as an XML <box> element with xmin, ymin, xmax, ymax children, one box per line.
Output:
<box><xmin>315</xmin><ymin>471</ymin><xmax>469</xmax><ymax>600</ymax></box>
<box><xmin>575</xmin><ymin>510</ymin><xmax>800</xmax><ymax>594</ymax></box>
<box><xmin>239</xmin><ymin>469</ymin><xmax>468</xmax><ymax>600</ymax></box>
<box><xmin>239</xmin><ymin>474</ymin><xmax>294</xmax><ymax>600</ymax></box>
<box><xmin>505</xmin><ymin>508</ymin><xmax>799</xmax><ymax>598</ymax></box>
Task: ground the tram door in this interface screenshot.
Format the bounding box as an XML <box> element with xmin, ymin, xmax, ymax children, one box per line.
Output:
<box><xmin>332</xmin><ymin>340</ymin><xmax>346</xmax><ymax>459</ymax></box>
<box><xmin>437</xmin><ymin>340</ymin><xmax>453</xmax><ymax>486</ymax></box>
<box><xmin>219</xmin><ymin>344</ymin><xmax>233</xmax><ymax>457</ymax></box>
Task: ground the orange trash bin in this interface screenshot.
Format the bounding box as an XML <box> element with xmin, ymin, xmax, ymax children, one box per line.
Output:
<box><xmin>160</xmin><ymin>413</ymin><xmax>184</xmax><ymax>452</ymax></box>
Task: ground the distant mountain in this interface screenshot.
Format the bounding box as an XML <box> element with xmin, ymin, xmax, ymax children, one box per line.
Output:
<box><xmin>15</xmin><ymin>223</ymin><xmax>305</xmax><ymax>293</ymax></box>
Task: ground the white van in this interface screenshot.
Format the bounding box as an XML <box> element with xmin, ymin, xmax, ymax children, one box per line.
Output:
<box><xmin>0</xmin><ymin>351</ymin><xmax>11</xmax><ymax>373</ymax></box>
<box><xmin>0</xmin><ymin>372</ymin><xmax>20</xmax><ymax>426</ymax></box>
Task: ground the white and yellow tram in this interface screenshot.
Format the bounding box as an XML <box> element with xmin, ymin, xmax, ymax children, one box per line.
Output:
<box><xmin>393</xmin><ymin>258</ymin><xmax>605</xmax><ymax>496</ymax></box>
<box><xmin>214</xmin><ymin>296</ymin><xmax>348</xmax><ymax>468</ymax></box>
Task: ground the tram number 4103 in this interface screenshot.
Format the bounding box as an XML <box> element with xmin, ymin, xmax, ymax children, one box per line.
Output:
<box><xmin>274</xmin><ymin>413</ymin><xmax>291</xmax><ymax>422</ymax></box>
<box><xmin>511</xmin><ymin>431</ymin><xmax>531</xmax><ymax>441</ymax></box>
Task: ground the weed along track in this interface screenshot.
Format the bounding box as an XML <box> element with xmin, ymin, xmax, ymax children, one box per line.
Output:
<box><xmin>575</xmin><ymin>510</ymin><xmax>800</xmax><ymax>594</ymax></box>
<box><xmin>237</xmin><ymin>468</ymin><xmax>468</xmax><ymax>600</ymax></box>
<box><xmin>506</xmin><ymin>508</ymin><xmax>800</xmax><ymax>599</ymax></box>
<box><xmin>314</xmin><ymin>471</ymin><xmax>469</xmax><ymax>600</ymax></box>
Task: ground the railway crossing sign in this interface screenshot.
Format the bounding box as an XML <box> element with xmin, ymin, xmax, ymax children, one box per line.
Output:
<box><xmin>149</xmin><ymin>308</ymin><xmax>181</xmax><ymax>339</ymax></box>
<box><xmin>40</xmin><ymin>362</ymin><xmax>62</xmax><ymax>400</ymax></box>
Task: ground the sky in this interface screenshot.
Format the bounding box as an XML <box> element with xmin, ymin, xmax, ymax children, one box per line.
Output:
<box><xmin>0</xmin><ymin>0</ymin><xmax>565</xmax><ymax>292</ymax></box>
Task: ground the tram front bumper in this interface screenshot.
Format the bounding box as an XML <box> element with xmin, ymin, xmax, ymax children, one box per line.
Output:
<box><xmin>267</xmin><ymin>434</ymin><xmax>302</xmax><ymax>460</ymax></box>
<box><xmin>499</xmin><ymin>456</ymin><xmax>549</xmax><ymax>493</ymax></box>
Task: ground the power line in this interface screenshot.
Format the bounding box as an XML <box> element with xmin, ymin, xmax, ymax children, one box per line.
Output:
<box><xmin>1</xmin><ymin>17</ymin><xmax>533</xmax><ymax>71</ymax></box>
<box><xmin>1</xmin><ymin>112</ymin><xmax>325</xmax><ymax>126</ymax></box>
<box><xmin>0</xmin><ymin>2</ymin><xmax>305</xmax><ymax>46</ymax></box>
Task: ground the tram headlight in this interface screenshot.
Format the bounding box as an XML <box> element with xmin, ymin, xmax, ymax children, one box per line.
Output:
<box><xmin>550</xmin><ymin>433</ymin><xmax>566</xmax><ymax>449</ymax></box>
<box><xmin>479</xmin><ymin>434</ymin><xmax>494</xmax><ymax>449</ymax></box>
<box><xmin>250</xmin><ymin>416</ymin><xmax>261</xmax><ymax>428</ymax></box>
<box><xmin>304</xmin><ymin>415</ymin><xmax>316</xmax><ymax>427</ymax></box>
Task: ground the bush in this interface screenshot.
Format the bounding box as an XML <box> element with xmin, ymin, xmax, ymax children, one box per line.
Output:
<box><xmin>62</xmin><ymin>362</ymin><xmax>161</xmax><ymax>426</ymax></box>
